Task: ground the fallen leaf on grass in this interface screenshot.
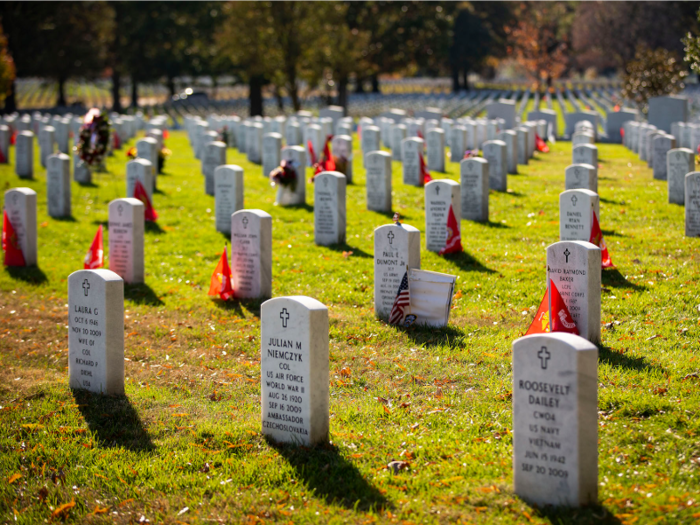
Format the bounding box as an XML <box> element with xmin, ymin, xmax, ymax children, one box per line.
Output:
<box><xmin>8</xmin><ymin>473</ymin><xmax>21</xmax><ymax>484</ymax></box>
<box><xmin>91</xmin><ymin>506</ymin><xmax>109</xmax><ymax>515</ymax></box>
<box><xmin>646</xmin><ymin>334</ymin><xmax>662</xmax><ymax>341</ymax></box>
<box><xmin>51</xmin><ymin>499</ymin><xmax>75</xmax><ymax>519</ymax></box>
<box><xmin>387</xmin><ymin>460</ymin><xmax>410</xmax><ymax>474</ymax></box>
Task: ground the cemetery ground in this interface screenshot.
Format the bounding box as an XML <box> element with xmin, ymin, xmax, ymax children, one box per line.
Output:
<box><xmin>1</xmin><ymin>130</ymin><xmax>699</xmax><ymax>524</ymax></box>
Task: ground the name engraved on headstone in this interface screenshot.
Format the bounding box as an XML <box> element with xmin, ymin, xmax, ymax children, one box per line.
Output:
<box><xmin>231</xmin><ymin>209</ymin><xmax>272</xmax><ymax>299</ymax></box>
<box><xmin>667</xmin><ymin>149</ymin><xmax>694</xmax><ymax>205</ymax></box>
<box><xmin>314</xmin><ymin>171</ymin><xmax>346</xmax><ymax>246</ymax></box>
<box><xmin>108</xmin><ymin>198</ymin><xmax>145</xmax><ymax>284</ymax></box>
<box><xmin>425</xmin><ymin>180</ymin><xmax>460</xmax><ymax>252</ymax></box>
<box><xmin>215</xmin><ymin>165</ymin><xmax>244</xmax><ymax>234</ymax></box>
<box><xmin>460</xmin><ymin>157</ymin><xmax>489</xmax><ymax>222</ymax></box>
<box><xmin>559</xmin><ymin>189</ymin><xmax>599</xmax><ymax>242</ymax></box>
<box><xmin>365</xmin><ymin>151</ymin><xmax>392</xmax><ymax>212</ymax></box>
<box><xmin>685</xmin><ymin>172</ymin><xmax>700</xmax><ymax>237</ymax></box>
<box><xmin>374</xmin><ymin>224</ymin><xmax>420</xmax><ymax>319</ymax></box>
<box><xmin>3</xmin><ymin>187</ymin><xmax>38</xmax><ymax>265</ymax></box>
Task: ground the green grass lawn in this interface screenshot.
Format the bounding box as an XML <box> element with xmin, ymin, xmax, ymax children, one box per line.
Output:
<box><xmin>1</xmin><ymin>130</ymin><xmax>699</xmax><ymax>524</ymax></box>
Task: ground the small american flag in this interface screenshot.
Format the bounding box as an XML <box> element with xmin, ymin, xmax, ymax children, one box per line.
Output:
<box><xmin>389</xmin><ymin>271</ymin><xmax>410</xmax><ymax>325</ymax></box>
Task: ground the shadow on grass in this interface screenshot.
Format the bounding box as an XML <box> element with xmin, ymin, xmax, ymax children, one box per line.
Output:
<box><xmin>598</xmin><ymin>343</ymin><xmax>662</xmax><ymax>374</ymax></box>
<box><xmin>442</xmin><ymin>250</ymin><xmax>495</xmax><ymax>273</ymax></box>
<box><xmin>601</xmin><ymin>229</ymin><xmax>626</xmax><ymax>237</ymax></box>
<box><xmin>282</xmin><ymin>202</ymin><xmax>314</xmax><ymax>213</ymax></box>
<box><xmin>145</xmin><ymin>221</ymin><xmax>165</xmax><ymax>234</ymax></box>
<box><xmin>212</xmin><ymin>297</ymin><xmax>263</xmax><ymax>318</ymax></box>
<box><xmin>154</xmin><ymin>188</ymin><xmax>166</xmax><ymax>195</ymax></box>
<box><xmin>480</xmin><ymin>220</ymin><xmax>511</xmax><ymax>229</ymax></box>
<box><xmin>77</xmin><ymin>181</ymin><xmax>99</xmax><ymax>188</ymax></box>
<box><xmin>5</xmin><ymin>265</ymin><xmax>48</xmax><ymax>284</ymax></box>
<box><xmin>92</xmin><ymin>219</ymin><xmax>109</xmax><ymax>228</ymax></box>
<box><xmin>125</xmin><ymin>282</ymin><xmax>164</xmax><ymax>306</ymax></box>
<box><xmin>602</xmin><ymin>268</ymin><xmax>645</xmax><ymax>291</ymax></box>
<box><xmin>599</xmin><ymin>197</ymin><xmax>625</xmax><ymax>205</ymax></box>
<box><xmin>524</xmin><ymin>497</ymin><xmax>622</xmax><ymax>523</ymax></box>
<box><xmin>269</xmin><ymin>439</ymin><xmax>391</xmax><ymax>512</ymax></box>
<box><xmin>325</xmin><ymin>242</ymin><xmax>372</xmax><ymax>259</ymax></box>
<box><xmin>52</xmin><ymin>215</ymin><xmax>77</xmax><ymax>223</ymax></box>
<box><xmin>387</xmin><ymin>321</ymin><xmax>465</xmax><ymax>349</ymax></box>
<box><xmin>72</xmin><ymin>389</ymin><xmax>155</xmax><ymax>452</ymax></box>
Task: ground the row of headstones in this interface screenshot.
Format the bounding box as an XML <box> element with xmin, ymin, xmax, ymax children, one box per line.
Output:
<box><xmin>622</xmin><ymin>120</ymin><xmax>700</xmax><ymax>236</ymax></box>
<box><xmin>69</xmin><ymin>233</ymin><xmax>601</xmax><ymax>507</ymax></box>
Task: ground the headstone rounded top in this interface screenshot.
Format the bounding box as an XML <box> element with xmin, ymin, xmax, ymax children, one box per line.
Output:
<box><xmin>69</xmin><ymin>268</ymin><xmax>123</xmax><ymax>283</ymax></box>
<box><xmin>513</xmin><ymin>331</ymin><xmax>598</xmax><ymax>352</ymax></box>
<box><xmin>315</xmin><ymin>171</ymin><xmax>346</xmax><ymax>181</ymax></box>
<box><xmin>209</xmin><ymin>141</ymin><xmax>227</xmax><ymax>148</ymax></box>
<box><xmin>425</xmin><ymin>178</ymin><xmax>459</xmax><ymax>188</ymax></box>
<box><xmin>110</xmin><ymin>197</ymin><xmax>144</xmax><ymax>209</ymax></box>
<box><xmin>262</xmin><ymin>295</ymin><xmax>327</xmax><ymax>312</ymax></box>
<box><xmin>461</xmin><ymin>156</ymin><xmax>488</xmax><ymax>166</ymax></box>
<box><xmin>546</xmin><ymin>239</ymin><xmax>599</xmax><ymax>254</ymax></box>
<box><xmin>232</xmin><ymin>208</ymin><xmax>271</xmax><ymax>220</ymax></box>
<box><xmin>5</xmin><ymin>187</ymin><xmax>37</xmax><ymax>197</ymax></box>
<box><xmin>139</xmin><ymin>137</ymin><xmax>157</xmax><ymax>144</ymax></box>
<box><xmin>264</xmin><ymin>132</ymin><xmax>282</xmax><ymax>139</ymax></box>
<box><xmin>560</xmin><ymin>188</ymin><xmax>598</xmax><ymax>199</ymax></box>
<box><xmin>130</xmin><ymin>157</ymin><xmax>152</xmax><ymax>167</ymax></box>
<box><xmin>566</xmin><ymin>163</ymin><xmax>596</xmax><ymax>171</ymax></box>
<box><xmin>43</xmin><ymin>125</ymin><xmax>55</xmax><ymax>132</ymax></box>
<box><xmin>374</xmin><ymin>222</ymin><xmax>420</xmax><ymax>234</ymax></box>
<box><xmin>215</xmin><ymin>164</ymin><xmax>244</xmax><ymax>173</ymax></box>
<box><xmin>19</xmin><ymin>130</ymin><xmax>34</xmax><ymax>138</ymax></box>
<box><xmin>573</xmin><ymin>143</ymin><xmax>597</xmax><ymax>151</ymax></box>
<box><xmin>484</xmin><ymin>139</ymin><xmax>506</xmax><ymax>146</ymax></box>
<box><xmin>366</xmin><ymin>150</ymin><xmax>391</xmax><ymax>159</ymax></box>
<box><xmin>51</xmin><ymin>152</ymin><xmax>70</xmax><ymax>162</ymax></box>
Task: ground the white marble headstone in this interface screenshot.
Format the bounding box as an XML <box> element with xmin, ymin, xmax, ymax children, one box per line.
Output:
<box><xmin>3</xmin><ymin>187</ymin><xmax>37</xmax><ymax>265</ymax></box>
<box><xmin>391</xmin><ymin>124</ymin><xmax>407</xmax><ymax>161</ymax></box>
<box><xmin>277</xmin><ymin>146</ymin><xmax>306</xmax><ymax>206</ymax></box>
<box><xmin>374</xmin><ymin>223</ymin><xmax>420</xmax><ymax>319</ymax></box>
<box><xmin>136</xmin><ymin>137</ymin><xmax>158</xmax><ymax>179</ymax></box>
<box><xmin>314</xmin><ymin>171</ymin><xmax>346</xmax><ymax>246</ymax></box>
<box><xmin>108</xmin><ymin>198</ymin><xmax>145</xmax><ymax>284</ymax></box>
<box><xmin>39</xmin><ymin>125</ymin><xmax>55</xmax><ymax>168</ymax></box>
<box><xmin>263</xmin><ymin>133</ymin><xmax>282</xmax><ymax>178</ymax></box>
<box><xmin>126</xmin><ymin>158</ymin><xmax>154</xmax><ymax>201</ymax></box>
<box><xmin>215</xmin><ymin>165</ymin><xmax>244</xmax><ymax>234</ymax></box>
<box><xmin>304</xmin><ymin>124</ymin><xmax>323</xmax><ymax>167</ymax></box>
<box><xmin>365</xmin><ymin>151</ymin><xmax>392</xmax><ymax>213</ymax></box>
<box><xmin>425</xmin><ymin>180</ymin><xmax>460</xmax><ymax>252</ymax></box>
<box><xmin>667</xmin><ymin>149</ymin><xmax>695</xmax><ymax>205</ymax></box>
<box><xmin>47</xmin><ymin>153</ymin><xmax>71</xmax><ymax>218</ymax></box>
<box><xmin>559</xmin><ymin>189</ymin><xmax>599</xmax><ymax>242</ymax></box>
<box><xmin>546</xmin><ymin>241</ymin><xmax>601</xmax><ymax>343</ymax></box>
<box><xmin>513</xmin><ymin>332</ymin><xmax>598</xmax><ymax>507</ymax></box>
<box><xmin>450</xmin><ymin>125</ymin><xmax>467</xmax><ymax>163</ymax></box>
<box><xmin>68</xmin><ymin>269</ymin><xmax>125</xmax><ymax>395</ymax></box>
<box><xmin>460</xmin><ymin>157</ymin><xmax>489</xmax><ymax>222</ymax></box>
<box><xmin>247</xmin><ymin>123</ymin><xmax>263</xmax><ymax>165</ymax></box>
<box><xmin>572</xmin><ymin>145</ymin><xmax>598</xmax><ymax>176</ymax></box>
<box><xmin>203</xmin><ymin>141</ymin><xmax>227</xmax><ymax>196</ymax></box>
<box><xmin>261</xmin><ymin>296</ymin><xmax>329</xmax><ymax>446</ymax></box>
<box><xmin>652</xmin><ymin>134</ymin><xmax>676</xmax><ymax>181</ymax></box>
<box><xmin>0</xmin><ymin>125</ymin><xmax>9</xmax><ymax>163</ymax></box>
<box><xmin>331</xmin><ymin>134</ymin><xmax>353</xmax><ymax>184</ymax></box>
<box><xmin>685</xmin><ymin>172</ymin><xmax>700</xmax><ymax>237</ymax></box>
<box><xmin>482</xmin><ymin>140</ymin><xmax>507</xmax><ymax>192</ymax></box>
<box><xmin>426</xmin><ymin>129</ymin><xmax>445</xmax><ymax>173</ymax></box>
<box><xmin>564</xmin><ymin>164</ymin><xmax>597</xmax><ymax>193</ymax></box>
<box><xmin>231</xmin><ymin>209</ymin><xmax>272</xmax><ymax>299</ymax></box>
<box><xmin>15</xmin><ymin>131</ymin><xmax>34</xmax><ymax>178</ymax></box>
<box><xmin>73</xmin><ymin>151</ymin><xmax>91</xmax><ymax>184</ymax></box>
<box><xmin>402</xmin><ymin>137</ymin><xmax>424</xmax><ymax>186</ymax></box>
<box><xmin>361</xmin><ymin>125</ymin><xmax>380</xmax><ymax>168</ymax></box>
<box><xmin>285</xmin><ymin>120</ymin><xmax>302</xmax><ymax>146</ymax></box>
<box><xmin>498</xmin><ymin>130</ymin><xmax>518</xmax><ymax>174</ymax></box>
<box><xmin>516</xmin><ymin>128</ymin><xmax>528</xmax><ymax>166</ymax></box>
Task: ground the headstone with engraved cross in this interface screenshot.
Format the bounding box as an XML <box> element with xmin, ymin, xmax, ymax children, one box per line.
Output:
<box><xmin>374</xmin><ymin>223</ymin><xmax>421</xmax><ymax>319</ymax></box>
<box><xmin>4</xmin><ymin>187</ymin><xmax>38</xmax><ymax>266</ymax></box>
<box><xmin>68</xmin><ymin>269</ymin><xmax>125</xmax><ymax>395</ymax></box>
<box><xmin>559</xmin><ymin>189</ymin><xmax>599</xmax><ymax>243</ymax></box>
<box><xmin>565</xmin><ymin>164</ymin><xmax>597</xmax><ymax>193</ymax></box>
<box><xmin>425</xmin><ymin>180</ymin><xmax>461</xmax><ymax>252</ymax></box>
<box><xmin>546</xmin><ymin>241</ymin><xmax>601</xmax><ymax>343</ymax></box>
<box><xmin>215</xmin><ymin>165</ymin><xmax>244</xmax><ymax>234</ymax></box>
<box><xmin>512</xmin><ymin>332</ymin><xmax>598</xmax><ymax>507</ymax></box>
<box><xmin>108</xmin><ymin>198</ymin><xmax>145</xmax><ymax>284</ymax></box>
<box><xmin>314</xmin><ymin>171</ymin><xmax>346</xmax><ymax>246</ymax></box>
<box><xmin>231</xmin><ymin>209</ymin><xmax>272</xmax><ymax>299</ymax></box>
<box><xmin>261</xmin><ymin>296</ymin><xmax>329</xmax><ymax>445</ymax></box>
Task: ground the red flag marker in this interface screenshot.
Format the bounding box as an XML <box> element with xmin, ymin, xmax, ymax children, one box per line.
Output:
<box><xmin>113</xmin><ymin>132</ymin><xmax>121</xmax><ymax>150</ymax></box>
<box><xmin>535</xmin><ymin>133</ymin><xmax>549</xmax><ymax>153</ymax></box>
<box><xmin>307</xmin><ymin>140</ymin><xmax>317</xmax><ymax>166</ymax></box>
<box><xmin>549</xmin><ymin>279</ymin><xmax>579</xmax><ymax>335</ymax></box>
<box><xmin>163</xmin><ymin>129</ymin><xmax>170</xmax><ymax>139</ymax></box>
<box><xmin>133</xmin><ymin>180</ymin><xmax>158</xmax><ymax>222</ymax></box>
<box><xmin>2</xmin><ymin>210</ymin><xmax>26</xmax><ymax>267</ymax></box>
<box><xmin>419</xmin><ymin>151</ymin><xmax>432</xmax><ymax>184</ymax></box>
<box><xmin>525</xmin><ymin>289</ymin><xmax>551</xmax><ymax>335</ymax></box>
<box><xmin>620</xmin><ymin>127</ymin><xmax>625</xmax><ymax>140</ymax></box>
<box><xmin>439</xmin><ymin>204</ymin><xmax>463</xmax><ymax>255</ymax></box>
<box><xmin>84</xmin><ymin>225</ymin><xmax>104</xmax><ymax>269</ymax></box>
<box><xmin>208</xmin><ymin>246</ymin><xmax>234</xmax><ymax>301</ymax></box>
<box><xmin>589</xmin><ymin>210</ymin><xmax>614</xmax><ymax>268</ymax></box>
<box><xmin>322</xmin><ymin>135</ymin><xmax>335</xmax><ymax>172</ymax></box>
<box><xmin>10</xmin><ymin>131</ymin><xmax>16</xmax><ymax>146</ymax></box>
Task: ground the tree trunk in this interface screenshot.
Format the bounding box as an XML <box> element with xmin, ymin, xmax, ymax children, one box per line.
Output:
<box><xmin>274</xmin><ymin>85</ymin><xmax>284</xmax><ymax>112</ymax></box>
<box><xmin>249</xmin><ymin>75</ymin><xmax>264</xmax><ymax>116</ymax></box>
<box><xmin>371</xmin><ymin>74</ymin><xmax>380</xmax><ymax>93</ymax></box>
<box><xmin>354</xmin><ymin>78</ymin><xmax>365</xmax><ymax>94</ymax></box>
<box><xmin>462</xmin><ymin>69</ymin><xmax>470</xmax><ymax>91</ymax></box>
<box><xmin>112</xmin><ymin>70</ymin><xmax>122</xmax><ymax>113</ymax></box>
<box><xmin>57</xmin><ymin>76</ymin><xmax>67</xmax><ymax>107</ymax></box>
<box><xmin>3</xmin><ymin>80</ymin><xmax>16</xmax><ymax>114</ymax></box>
<box><xmin>337</xmin><ymin>75</ymin><xmax>348</xmax><ymax>115</ymax></box>
<box><xmin>452</xmin><ymin>66</ymin><xmax>460</xmax><ymax>93</ymax></box>
<box><xmin>289</xmin><ymin>81</ymin><xmax>300</xmax><ymax>112</ymax></box>
<box><xmin>167</xmin><ymin>76</ymin><xmax>176</xmax><ymax>98</ymax></box>
<box><xmin>131</xmin><ymin>79</ymin><xmax>139</xmax><ymax>109</ymax></box>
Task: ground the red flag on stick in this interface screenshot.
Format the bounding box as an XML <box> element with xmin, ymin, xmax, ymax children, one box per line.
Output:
<box><xmin>2</xmin><ymin>210</ymin><xmax>25</xmax><ymax>267</ymax></box>
<box><xmin>113</xmin><ymin>132</ymin><xmax>121</xmax><ymax>150</ymax></box>
<box><xmin>84</xmin><ymin>225</ymin><xmax>104</xmax><ymax>269</ymax></box>
<box><xmin>208</xmin><ymin>246</ymin><xmax>234</xmax><ymax>300</ymax></box>
<box><xmin>525</xmin><ymin>289</ymin><xmax>550</xmax><ymax>335</ymax></box>
<box><xmin>549</xmin><ymin>279</ymin><xmax>579</xmax><ymax>335</ymax></box>
<box><xmin>163</xmin><ymin>130</ymin><xmax>170</xmax><ymax>139</ymax></box>
<box><xmin>418</xmin><ymin>151</ymin><xmax>432</xmax><ymax>184</ymax></box>
<box><xmin>133</xmin><ymin>180</ymin><xmax>158</xmax><ymax>222</ymax></box>
<box><xmin>10</xmin><ymin>131</ymin><xmax>16</xmax><ymax>146</ymax></box>
<box><xmin>589</xmin><ymin>210</ymin><xmax>614</xmax><ymax>268</ymax></box>
<box><xmin>307</xmin><ymin>140</ymin><xmax>317</xmax><ymax>166</ymax></box>
<box><xmin>535</xmin><ymin>133</ymin><xmax>549</xmax><ymax>153</ymax></box>
<box><xmin>439</xmin><ymin>205</ymin><xmax>463</xmax><ymax>255</ymax></box>
<box><xmin>321</xmin><ymin>135</ymin><xmax>335</xmax><ymax>172</ymax></box>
